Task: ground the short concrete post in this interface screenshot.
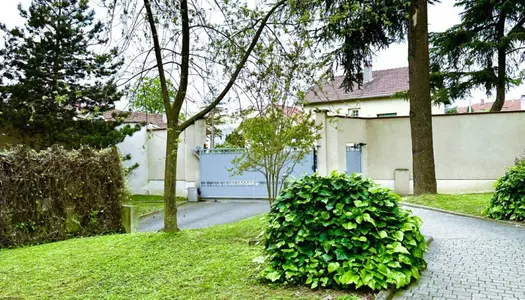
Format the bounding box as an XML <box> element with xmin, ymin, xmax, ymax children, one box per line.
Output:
<box><xmin>394</xmin><ymin>169</ymin><xmax>410</xmax><ymax>196</ymax></box>
<box><xmin>122</xmin><ymin>205</ymin><xmax>139</xmax><ymax>233</ymax></box>
<box><xmin>187</xmin><ymin>187</ymin><xmax>199</xmax><ymax>202</ymax></box>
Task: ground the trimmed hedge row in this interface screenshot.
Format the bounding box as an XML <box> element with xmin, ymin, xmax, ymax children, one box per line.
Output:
<box><xmin>0</xmin><ymin>146</ymin><xmax>126</xmax><ymax>248</ymax></box>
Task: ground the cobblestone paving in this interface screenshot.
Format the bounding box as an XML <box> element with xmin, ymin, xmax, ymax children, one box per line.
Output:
<box><xmin>394</xmin><ymin>207</ymin><xmax>525</xmax><ymax>300</ymax></box>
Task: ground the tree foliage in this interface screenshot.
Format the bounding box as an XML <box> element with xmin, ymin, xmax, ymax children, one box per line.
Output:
<box><xmin>0</xmin><ymin>0</ymin><xmax>135</xmax><ymax>149</ymax></box>
<box><xmin>262</xmin><ymin>172</ymin><xmax>427</xmax><ymax>290</ymax></box>
<box><xmin>289</xmin><ymin>0</ymin><xmax>409</xmax><ymax>90</ymax></box>
<box><xmin>430</xmin><ymin>0</ymin><xmax>525</xmax><ymax>111</ymax></box>
<box><xmin>232</xmin><ymin>107</ymin><xmax>321</xmax><ymax>204</ymax></box>
<box><xmin>131</xmin><ymin>77</ymin><xmax>176</xmax><ymax>114</ymax></box>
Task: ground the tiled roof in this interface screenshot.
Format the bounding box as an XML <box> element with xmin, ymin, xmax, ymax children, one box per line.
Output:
<box><xmin>103</xmin><ymin>110</ymin><xmax>167</xmax><ymax>128</ymax></box>
<box><xmin>305</xmin><ymin>67</ymin><xmax>409</xmax><ymax>103</ymax></box>
<box><xmin>276</xmin><ymin>105</ymin><xmax>302</xmax><ymax>118</ymax></box>
<box><xmin>457</xmin><ymin>99</ymin><xmax>522</xmax><ymax>113</ymax></box>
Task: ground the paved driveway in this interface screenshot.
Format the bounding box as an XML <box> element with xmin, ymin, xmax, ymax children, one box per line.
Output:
<box><xmin>394</xmin><ymin>207</ymin><xmax>525</xmax><ymax>300</ymax></box>
<box><xmin>139</xmin><ymin>200</ymin><xmax>270</xmax><ymax>232</ymax></box>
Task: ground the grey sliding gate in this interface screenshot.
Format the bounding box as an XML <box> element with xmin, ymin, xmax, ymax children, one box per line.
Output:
<box><xmin>198</xmin><ymin>148</ymin><xmax>314</xmax><ymax>199</ymax></box>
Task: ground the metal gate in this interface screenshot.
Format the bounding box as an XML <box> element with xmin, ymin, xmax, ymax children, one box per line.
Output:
<box><xmin>346</xmin><ymin>143</ymin><xmax>362</xmax><ymax>174</ymax></box>
<box><xmin>198</xmin><ymin>148</ymin><xmax>314</xmax><ymax>199</ymax></box>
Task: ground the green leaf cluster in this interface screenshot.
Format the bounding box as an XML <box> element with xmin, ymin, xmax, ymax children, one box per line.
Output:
<box><xmin>484</xmin><ymin>159</ymin><xmax>525</xmax><ymax>221</ymax></box>
<box><xmin>0</xmin><ymin>146</ymin><xmax>126</xmax><ymax>248</ymax></box>
<box><xmin>262</xmin><ymin>172</ymin><xmax>427</xmax><ymax>291</ymax></box>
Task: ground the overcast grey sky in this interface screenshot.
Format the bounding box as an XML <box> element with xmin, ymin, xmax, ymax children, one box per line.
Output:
<box><xmin>1</xmin><ymin>0</ymin><xmax>523</xmax><ymax>108</ymax></box>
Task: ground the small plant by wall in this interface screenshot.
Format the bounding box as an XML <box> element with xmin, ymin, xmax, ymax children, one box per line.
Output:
<box><xmin>0</xmin><ymin>146</ymin><xmax>126</xmax><ymax>248</ymax></box>
<box><xmin>484</xmin><ymin>157</ymin><xmax>525</xmax><ymax>221</ymax></box>
<box><xmin>262</xmin><ymin>172</ymin><xmax>427</xmax><ymax>291</ymax></box>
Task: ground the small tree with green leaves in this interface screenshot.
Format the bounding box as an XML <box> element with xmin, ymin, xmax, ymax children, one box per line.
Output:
<box><xmin>232</xmin><ymin>107</ymin><xmax>321</xmax><ymax>204</ymax></box>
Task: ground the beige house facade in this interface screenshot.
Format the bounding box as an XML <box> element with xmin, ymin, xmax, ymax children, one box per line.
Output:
<box><xmin>305</xmin><ymin>67</ymin><xmax>445</xmax><ymax>117</ymax></box>
<box><xmin>315</xmin><ymin>110</ymin><xmax>525</xmax><ymax>195</ymax></box>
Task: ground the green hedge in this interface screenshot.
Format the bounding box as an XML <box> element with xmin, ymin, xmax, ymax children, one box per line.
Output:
<box><xmin>485</xmin><ymin>159</ymin><xmax>525</xmax><ymax>221</ymax></box>
<box><xmin>262</xmin><ymin>172</ymin><xmax>427</xmax><ymax>291</ymax></box>
<box><xmin>0</xmin><ymin>146</ymin><xmax>126</xmax><ymax>248</ymax></box>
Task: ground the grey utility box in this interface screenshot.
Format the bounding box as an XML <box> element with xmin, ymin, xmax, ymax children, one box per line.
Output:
<box><xmin>187</xmin><ymin>187</ymin><xmax>199</xmax><ymax>202</ymax></box>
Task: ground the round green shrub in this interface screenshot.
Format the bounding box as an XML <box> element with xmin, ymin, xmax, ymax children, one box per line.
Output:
<box><xmin>485</xmin><ymin>160</ymin><xmax>525</xmax><ymax>221</ymax></box>
<box><xmin>262</xmin><ymin>172</ymin><xmax>427</xmax><ymax>291</ymax></box>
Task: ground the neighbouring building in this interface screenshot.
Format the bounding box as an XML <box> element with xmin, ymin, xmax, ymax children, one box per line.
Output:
<box><xmin>104</xmin><ymin>110</ymin><xmax>206</xmax><ymax>197</ymax></box>
<box><xmin>304</xmin><ymin>67</ymin><xmax>445</xmax><ymax>117</ymax></box>
<box><xmin>456</xmin><ymin>96</ymin><xmax>525</xmax><ymax>113</ymax></box>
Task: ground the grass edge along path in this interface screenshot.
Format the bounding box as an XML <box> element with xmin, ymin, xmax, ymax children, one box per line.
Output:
<box><xmin>0</xmin><ymin>215</ymin><xmax>368</xmax><ymax>300</ymax></box>
<box><xmin>401</xmin><ymin>193</ymin><xmax>492</xmax><ymax>218</ymax></box>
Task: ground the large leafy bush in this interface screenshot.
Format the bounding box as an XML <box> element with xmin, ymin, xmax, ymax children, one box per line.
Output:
<box><xmin>485</xmin><ymin>159</ymin><xmax>525</xmax><ymax>221</ymax></box>
<box><xmin>0</xmin><ymin>146</ymin><xmax>125</xmax><ymax>248</ymax></box>
<box><xmin>262</xmin><ymin>172</ymin><xmax>427</xmax><ymax>291</ymax></box>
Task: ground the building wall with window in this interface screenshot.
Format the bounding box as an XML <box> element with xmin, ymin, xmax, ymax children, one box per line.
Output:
<box><xmin>305</xmin><ymin>97</ymin><xmax>445</xmax><ymax>118</ymax></box>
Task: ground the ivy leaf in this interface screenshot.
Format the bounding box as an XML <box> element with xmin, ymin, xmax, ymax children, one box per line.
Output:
<box><xmin>393</xmin><ymin>231</ymin><xmax>404</xmax><ymax>241</ymax></box>
<box><xmin>266</xmin><ymin>271</ymin><xmax>281</xmax><ymax>282</ymax></box>
<box><xmin>339</xmin><ymin>271</ymin><xmax>359</xmax><ymax>285</ymax></box>
<box><xmin>328</xmin><ymin>262</ymin><xmax>340</xmax><ymax>273</ymax></box>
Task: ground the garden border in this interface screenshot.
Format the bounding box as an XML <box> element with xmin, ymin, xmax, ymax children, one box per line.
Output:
<box><xmin>138</xmin><ymin>201</ymin><xmax>189</xmax><ymax>220</ymax></box>
<box><xmin>400</xmin><ymin>202</ymin><xmax>525</xmax><ymax>228</ymax></box>
<box><xmin>375</xmin><ymin>235</ymin><xmax>434</xmax><ymax>300</ymax></box>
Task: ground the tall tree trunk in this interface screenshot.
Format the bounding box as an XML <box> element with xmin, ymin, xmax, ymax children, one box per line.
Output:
<box><xmin>163</xmin><ymin>122</ymin><xmax>180</xmax><ymax>232</ymax></box>
<box><xmin>491</xmin><ymin>12</ymin><xmax>507</xmax><ymax>112</ymax></box>
<box><xmin>408</xmin><ymin>0</ymin><xmax>437</xmax><ymax>195</ymax></box>
<box><xmin>144</xmin><ymin>0</ymin><xmax>185</xmax><ymax>231</ymax></box>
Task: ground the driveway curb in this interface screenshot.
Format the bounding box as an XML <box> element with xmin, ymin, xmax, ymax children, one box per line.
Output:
<box><xmin>138</xmin><ymin>201</ymin><xmax>189</xmax><ymax>220</ymax></box>
<box><xmin>375</xmin><ymin>235</ymin><xmax>433</xmax><ymax>300</ymax></box>
<box><xmin>400</xmin><ymin>202</ymin><xmax>525</xmax><ymax>228</ymax></box>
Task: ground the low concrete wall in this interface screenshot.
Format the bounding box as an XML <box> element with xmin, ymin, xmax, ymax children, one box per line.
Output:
<box><xmin>317</xmin><ymin>111</ymin><xmax>525</xmax><ymax>194</ymax></box>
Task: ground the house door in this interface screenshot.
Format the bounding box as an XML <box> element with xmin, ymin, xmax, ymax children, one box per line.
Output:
<box><xmin>346</xmin><ymin>143</ymin><xmax>362</xmax><ymax>174</ymax></box>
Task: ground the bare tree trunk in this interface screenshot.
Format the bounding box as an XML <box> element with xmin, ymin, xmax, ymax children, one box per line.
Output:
<box><xmin>144</xmin><ymin>0</ymin><xmax>186</xmax><ymax>231</ymax></box>
<box><xmin>163</xmin><ymin>122</ymin><xmax>180</xmax><ymax>232</ymax></box>
<box><xmin>408</xmin><ymin>0</ymin><xmax>437</xmax><ymax>195</ymax></box>
<box><xmin>491</xmin><ymin>12</ymin><xmax>507</xmax><ymax>112</ymax></box>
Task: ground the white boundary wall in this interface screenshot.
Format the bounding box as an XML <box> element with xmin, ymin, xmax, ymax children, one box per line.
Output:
<box><xmin>316</xmin><ymin>110</ymin><xmax>525</xmax><ymax>194</ymax></box>
<box><xmin>117</xmin><ymin>120</ymin><xmax>206</xmax><ymax>197</ymax></box>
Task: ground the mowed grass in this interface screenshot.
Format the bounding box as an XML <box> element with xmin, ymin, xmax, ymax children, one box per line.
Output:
<box><xmin>129</xmin><ymin>195</ymin><xmax>186</xmax><ymax>218</ymax></box>
<box><xmin>402</xmin><ymin>193</ymin><xmax>493</xmax><ymax>217</ymax></box>
<box><xmin>0</xmin><ymin>216</ymin><xmax>366</xmax><ymax>300</ymax></box>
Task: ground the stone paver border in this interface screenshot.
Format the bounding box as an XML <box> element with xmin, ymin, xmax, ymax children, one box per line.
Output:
<box><xmin>375</xmin><ymin>235</ymin><xmax>434</xmax><ymax>300</ymax></box>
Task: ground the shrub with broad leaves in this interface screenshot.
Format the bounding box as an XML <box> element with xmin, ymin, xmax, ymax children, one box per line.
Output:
<box><xmin>484</xmin><ymin>159</ymin><xmax>525</xmax><ymax>221</ymax></box>
<box><xmin>261</xmin><ymin>172</ymin><xmax>427</xmax><ymax>291</ymax></box>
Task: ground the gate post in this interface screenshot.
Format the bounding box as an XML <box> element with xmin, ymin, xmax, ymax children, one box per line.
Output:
<box><xmin>315</xmin><ymin>109</ymin><xmax>329</xmax><ymax>176</ymax></box>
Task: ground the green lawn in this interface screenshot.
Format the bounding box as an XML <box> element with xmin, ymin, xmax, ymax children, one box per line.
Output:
<box><xmin>402</xmin><ymin>193</ymin><xmax>493</xmax><ymax>217</ymax></box>
<box><xmin>0</xmin><ymin>216</ymin><xmax>367</xmax><ymax>300</ymax></box>
<box><xmin>129</xmin><ymin>195</ymin><xmax>186</xmax><ymax>218</ymax></box>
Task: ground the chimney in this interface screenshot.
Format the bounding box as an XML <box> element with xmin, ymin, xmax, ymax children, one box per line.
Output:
<box><xmin>363</xmin><ymin>65</ymin><xmax>373</xmax><ymax>83</ymax></box>
<box><xmin>480</xmin><ymin>99</ymin><xmax>484</xmax><ymax>105</ymax></box>
<box><xmin>521</xmin><ymin>95</ymin><xmax>525</xmax><ymax>110</ymax></box>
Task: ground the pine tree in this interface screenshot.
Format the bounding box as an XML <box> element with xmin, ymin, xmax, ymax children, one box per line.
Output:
<box><xmin>0</xmin><ymin>0</ymin><xmax>135</xmax><ymax>149</ymax></box>
<box><xmin>430</xmin><ymin>0</ymin><xmax>525</xmax><ymax>111</ymax></box>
